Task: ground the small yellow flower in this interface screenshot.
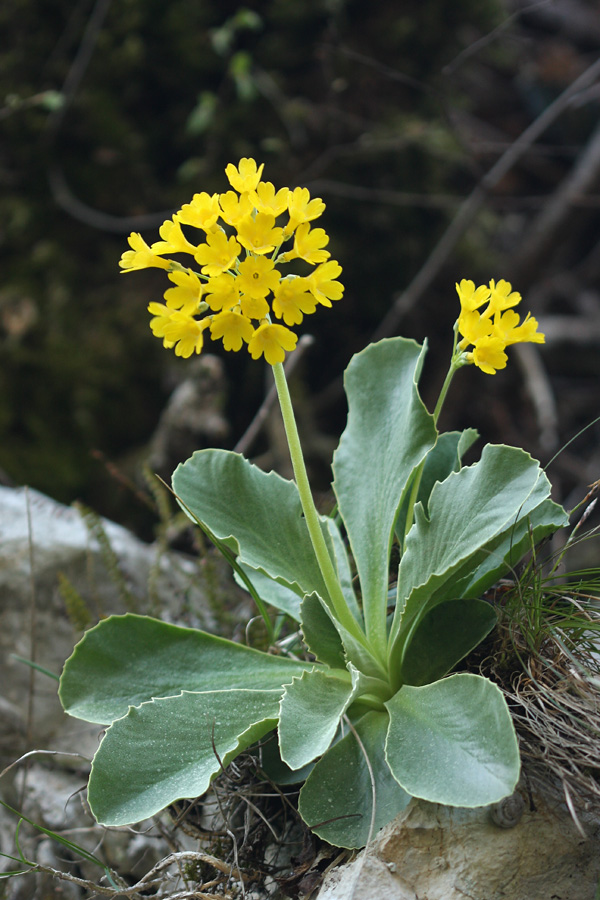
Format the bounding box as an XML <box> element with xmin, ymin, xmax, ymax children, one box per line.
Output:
<box><xmin>306</xmin><ymin>260</ymin><xmax>344</xmax><ymax>307</ymax></box>
<box><xmin>248</xmin><ymin>321</ymin><xmax>298</xmax><ymax>365</ymax></box>
<box><xmin>194</xmin><ymin>231</ymin><xmax>241</xmax><ymax>276</ymax></box>
<box><xmin>488</xmin><ymin>279</ymin><xmax>521</xmax><ymax>314</ymax></box>
<box><xmin>493</xmin><ymin>309</ymin><xmax>545</xmax><ymax>346</ymax></box>
<box><xmin>219</xmin><ymin>191</ymin><xmax>253</xmax><ymax>227</ymax></box>
<box><xmin>236</xmin><ymin>212</ymin><xmax>283</xmax><ymax>256</ymax></box>
<box><xmin>285</xmin><ymin>187</ymin><xmax>325</xmax><ymax>233</ymax></box>
<box><xmin>151</xmin><ymin>218</ymin><xmax>198</xmax><ymax>256</ymax></box>
<box><xmin>163</xmin><ymin>270</ymin><xmax>203</xmax><ymax>313</ymax></box>
<box><xmin>225</xmin><ymin>157</ymin><xmax>264</xmax><ymax>193</ymax></box>
<box><xmin>236</xmin><ymin>256</ymin><xmax>281</xmax><ymax>299</ymax></box>
<box><xmin>210</xmin><ymin>309</ymin><xmax>254</xmax><ymax>352</ymax></box>
<box><xmin>272</xmin><ymin>276</ymin><xmax>316</xmax><ymax>326</ymax></box>
<box><xmin>458</xmin><ymin>308</ymin><xmax>493</xmax><ymax>349</ymax></box>
<box><xmin>120</xmin><ymin>233</ymin><xmax>172</xmax><ymax>272</ymax></box>
<box><xmin>161</xmin><ymin>311</ymin><xmax>210</xmax><ymax>358</ymax></box>
<box><xmin>468</xmin><ymin>336</ymin><xmax>508</xmax><ymax>375</ymax></box>
<box><xmin>148</xmin><ymin>301</ymin><xmax>176</xmax><ymax>343</ymax></box>
<box><xmin>205</xmin><ymin>273</ymin><xmax>240</xmax><ymax>312</ymax></box>
<box><xmin>240</xmin><ymin>294</ymin><xmax>270</xmax><ymax>320</ymax></box>
<box><xmin>251</xmin><ymin>182</ymin><xmax>290</xmax><ymax>216</ymax></box>
<box><xmin>507</xmin><ymin>314</ymin><xmax>545</xmax><ymax>345</ymax></box>
<box><xmin>281</xmin><ymin>223</ymin><xmax>330</xmax><ymax>265</ymax></box>
<box><xmin>176</xmin><ymin>192</ymin><xmax>221</xmax><ymax>231</ymax></box>
<box><xmin>455</xmin><ymin>279</ymin><xmax>490</xmax><ymax>313</ymax></box>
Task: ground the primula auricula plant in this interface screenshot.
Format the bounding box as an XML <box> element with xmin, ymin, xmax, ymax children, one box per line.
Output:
<box><xmin>58</xmin><ymin>159</ymin><xmax>567</xmax><ymax>849</ymax></box>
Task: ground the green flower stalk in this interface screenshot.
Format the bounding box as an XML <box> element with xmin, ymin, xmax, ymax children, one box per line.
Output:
<box><xmin>271</xmin><ymin>361</ymin><xmax>369</xmax><ymax>650</ymax></box>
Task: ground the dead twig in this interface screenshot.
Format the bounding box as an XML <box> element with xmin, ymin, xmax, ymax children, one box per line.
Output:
<box><xmin>511</xmin><ymin>120</ymin><xmax>600</xmax><ymax>282</ymax></box>
<box><xmin>372</xmin><ymin>54</ymin><xmax>600</xmax><ymax>342</ymax></box>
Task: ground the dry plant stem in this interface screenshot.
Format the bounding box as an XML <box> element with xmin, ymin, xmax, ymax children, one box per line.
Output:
<box><xmin>21</xmin><ymin>487</ymin><xmax>37</xmax><ymax>812</ymax></box>
<box><xmin>372</xmin><ymin>54</ymin><xmax>600</xmax><ymax>342</ymax></box>
<box><xmin>271</xmin><ymin>361</ymin><xmax>369</xmax><ymax>651</ymax></box>
<box><xmin>0</xmin><ymin>749</ymin><xmax>90</xmax><ymax>780</ymax></box>
<box><xmin>512</xmin><ymin>120</ymin><xmax>600</xmax><ymax>282</ymax></box>
<box><xmin>24</xmin><ymin>850</ymin><xmax>254</xmax><ymax>898</ymax></box>
<box><xmin>442</xmin><ymin>0</ymin><xmax>554</xmax><ymax>76</ymax></box>
<box><xmin>513</xmin><ymin>343</ymin><xmax>559</xmax><ymax>453</ymax></box>
<box><xmin>493</xmin><ymin>592</ymin><xmax>600</xmax><ymax>830</ymax></box>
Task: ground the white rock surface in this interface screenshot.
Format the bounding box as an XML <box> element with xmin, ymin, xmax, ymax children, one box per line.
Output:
<box><xmin>0</xmin><ymin>484</ymin><xmax>242</xmax><ymax>898</ymax></box>
<box><xmin>0</xmin><ymin>484</ymin><xmax>221</xmax><ymax>760</ymax></box>
<box><xmin>317</xmin><ymin>791</ymin><xmax>600</xmax><ymax>900</ymax></box>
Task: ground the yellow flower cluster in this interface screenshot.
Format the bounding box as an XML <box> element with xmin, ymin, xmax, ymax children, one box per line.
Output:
<box><xmin>120</xmin><ymin>158</ymin><xmax>344</xmax><ymax>365</ymax></box>
<box><xmin>456</xmin><ymin>279</ymin><xmax>545</xmax><ymax>375</ymax></box>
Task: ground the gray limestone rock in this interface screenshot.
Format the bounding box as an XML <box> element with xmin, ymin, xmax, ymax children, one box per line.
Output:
<box><xmin>317</xmin><ymin>791</ymin><xmax>600</xmax><ymax>900</ymax></box>
<box><xmin>0</xmin><ymin>484</ymin><xmax>223</xmax><ymax>762</ymax></box>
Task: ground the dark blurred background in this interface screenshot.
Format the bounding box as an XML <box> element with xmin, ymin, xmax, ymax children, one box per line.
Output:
<box><xmin>2</xmin><ymin>0</ymin><xmax>600</xmax><ymax>537</ymax></box>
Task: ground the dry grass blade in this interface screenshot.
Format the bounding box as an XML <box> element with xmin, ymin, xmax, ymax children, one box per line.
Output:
<box><xmin>488</xmin><ymin>560</ymin><xmax>600</xmax><ymax>824</ymax></box>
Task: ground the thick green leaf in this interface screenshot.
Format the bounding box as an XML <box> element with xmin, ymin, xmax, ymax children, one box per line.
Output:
<box><xmin>298</xmin><ymin>710</ymin><xmax>411</xmax><ymax>848</ymax></box>
<box><xmin>395</xmin><ymin>429</ymin><xmax>479</xmax><ymax>539</ymax></box>
<box><xmin>452</xmin><ymin>493</ymin><xmax>569</xmax><ymax>601</ymax></box>
<box><xmin>278</xmin><ymin>668</ymin><xmax>356</xmax><ymax>770</ymax></box>
<box><xmin>59</xmin><ymin>614</ymin><xmax>312</xmax><ymax>724</ymax></box>
<box><xmin>390</xmin><ymin>445</ymin><xmax>546</xmax><ymax>660</ymax></box>
<box><xmin>332</xmin><ymin>338</ymin><xmax>437</xmax><ymax>650</ymax></box>
<box><xmin>173</xmin><ymin>449</ymin><xmax>332</xmax><ymax>603</ymax></box>
<box><xmin>398</xmin><ymin>598</ymin><xmax>497</xmax><ymax>686</ymax></box>
<box><xmin>385</xmin><ymin>673</ymin><xmax>519</xmax><ymax>806</ymax></box>
<box><xmin>300</xmin><ymin>593</ymin><xmax>346</xmax><ymax>668</ymax></box>
<box><xmin>88</xmin><ymin>689</ymin><xmax>280</xmax><ymax>825</ymax></box>
<box><xmin>234</xmin><ymin>517</ymin><xmax>362</xmax><ymax>626</ymax></box>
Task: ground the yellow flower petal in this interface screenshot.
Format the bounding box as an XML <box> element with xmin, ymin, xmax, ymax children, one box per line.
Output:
<box><xmin>176</xmin><ymin>193</ymin><xmax>221</xmax><ymax>231</ymax></box>
<box><xmin>469</xmin><ymin>336</ymin><xmax>508</xmax><ymax>375</ymax></box>
<box><xmin>225</xmin><ymin>158</ymin><xmax>264</xmax><ymax>193</ymax></box>
<box><xmin>194</xmin><ymin>230</ymin><xmax>241</xmax><ymax>276</ymax></box>
<box><xmin>236</xmin><ymin>256</ymin><xmax>281</xmax><ymax>299</ymax></box>
<box><xmin>272</xmin><ymin>276</ymin><xmax>316</xmax><ymax>325</ymax></box>
<box><xmin>248</xmin><ymin>322</ymin><xmax>298</xmax><ymax>365</ymax></box>
<box><xmin>120</xmin><ymin>233</ymin><xmax>172</xmax><ymax>272</ymax></box>
<box><xmin>236</xmin><ymin>213</ymin><xmax>283</xmax><ymax>256</ymax></box>
<box><xmin>210</xmin><ymin>310</ymin><xmax>254</xmax><ymax>352</ymax></box>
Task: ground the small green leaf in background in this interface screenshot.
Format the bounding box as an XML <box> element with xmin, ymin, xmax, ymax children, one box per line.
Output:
<box><xmin>299</xmin><ymin>710</ymin><xmax>411</xmax><ymax>849</ymax></box>
<box><xmin>385</xmin><ymin>673</ymin><xmax>520</xmax><ymax>806</ymax></box>
<box><xmin>185</xmin><ymin>91</ymin><xmax>217</xmax><ymax>136</ymax></box>
<box><xmin>88</xmin><ymin>689</ymin><xmax>281</xmax><ymax>825</ymax></box>
<box><xmin>59</xmin><ymin>614</ymin><xmax>312</xmax><ymax>724</ymax></box>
